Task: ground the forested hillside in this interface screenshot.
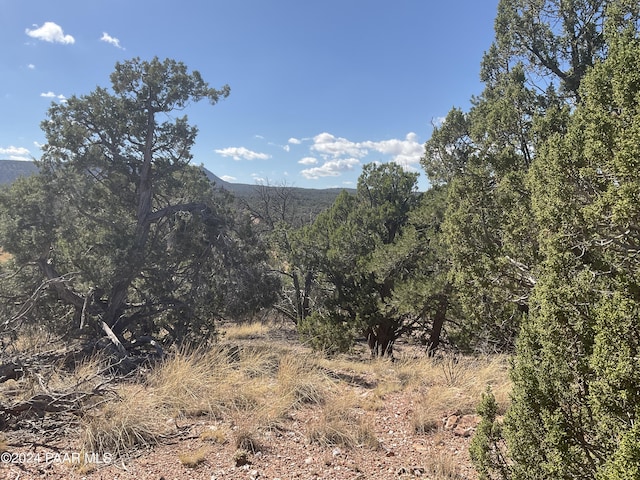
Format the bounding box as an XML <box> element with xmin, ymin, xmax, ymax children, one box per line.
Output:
<box><xmin>1</xmin><ymin>1</ymin><xmax>639</xmax><ymax>477</ymax></box>
<box><xmin>0</xmin><ymin>160</ymin><xmax>38</xmax><ymax>184</ymax></box>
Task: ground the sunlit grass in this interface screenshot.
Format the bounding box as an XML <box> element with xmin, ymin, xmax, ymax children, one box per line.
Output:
<box><xmin>223</xmin><ymin>321</ymin><xmax>272</xmax><ymax>341</ymax></box>
<box><xmin>14</xmin><ymin>320</ymin><xmax>510</xmax><ymax>463</ymax></box>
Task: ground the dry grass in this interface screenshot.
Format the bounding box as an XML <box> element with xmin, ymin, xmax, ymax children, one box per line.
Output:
<box><xmin>223</xmin><ymin>321</ymin><xmax>272</xmax><ymax>340</ymax></box>
<box><xmin>178</xmin><ymin>447</ymin><xmax>208</xmax><ymax>468</ymax></box>
<box><xmin>406</xmin><ymin>452</ymin><xmax>465</xmax><ymax>479</ymax></box>
<box><xmin>6</xmin><ymin>326</ymin><xmax>62</xmax><ymax>355</ymax></box>
<box><xmin>81</xmin><ymin>384</ymin><xmax>171</xmax><ymax>458</ymax></box>
<box><xmin>199</xmin><ymin>426</ymin><xmax>228</xmax><ymax>444</ymax></box>
<box><xmin>148</xmin><ymin>346</ymin><xmax>273</xmax><ymax>417</ymax></box>
<box><xmin>276</xmin><ymin>353</ymin><xmax>327</xmax><ymax>407</ymax></box>
<box><xmin>5</xmin><ymin>321</ymin><xmax>509</xmax><ymax>466</ymax></box>
<box><xmin>406</xmin><ymin>354</ymin><xmax>510</xmax><ymax>436</ymax></box>
<box><xmin>234</xmin><ymin>428</ymin><xmax>262</xmax><ymax>453</ymax></box>
<box><xmin>308</xmin><ymin>391</ymin><xmax>379</xmax><ymax>449</ymax></box>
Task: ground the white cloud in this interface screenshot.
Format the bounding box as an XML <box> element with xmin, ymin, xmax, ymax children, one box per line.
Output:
<box><xmin>26</xmin><ymin>22</ymin><xmax>75</xmax><ymax>44</ymax></box>
<box><xmin>27</xmin><ymin>64</ymin><xmax>35</xmax><ymax>70</ymax></box>
<box><xmin>100</xmin><ymin>32</ymin><xmax>124</xmax><ymax>49</ymax></box>
<box><xmin>311</xmin><ymin>132</ymin><xmax>367</xmax><ymax>159</ymax></box>
<box><xmin>40</xmin><ymin>91</ymin><xmax>66</xmax><ymax>101</ymax></box>
<box><xmin>298</xmin><ymin>157</ymin><xmax>318</xmax><ymax>165</ymax></box>
<box><xmin>301</xmin><ymin>131</ymin><xmax>424</xmax><ymax>180</ymax></box>
<box><xmin>432</xmin><ymin>116</ymin><xmax>447</xmax><ymax>127</ymax></box>
<box><xmin>283</xmin><ymin>145</ymin><xmax>290</xmax><ymax>152</ymax></box>
<box><xmin>0</xmin><ymin>146</ymin><xmax>31</xmax><ymax>161</ymax></box>
<box><xmin>300</xmin><ymin>158</ymin><xmax>360</xmax><ymax>179</ymax></box>
<box><xmin>215</xmin><ymin>147</ymin><xmax>271</xmax><ymax>161</ymax></box>
<box><xmin>362</xmin><ymin>132</ymin><xmax>423</xmax><ymax>167</ymax></box>
<box><xmin>288</xmin><ymin>137</ymin><xmax>302</xmax><ymax>145</ymax></box>
<box><xmin>311</xmin><ymin>131</ymin><xmax>422</xmax><ymax>165</ymax></box>
<box><xmin>220</xmin><ymin>175</ymin><xmax>237</xmax><ymax>182</ymax></box>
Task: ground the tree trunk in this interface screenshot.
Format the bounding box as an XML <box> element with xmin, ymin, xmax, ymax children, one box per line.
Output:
<box><xmin>427</xmin><ymin>293</ymin><xmax>448</xmax><ymax>356</ymax></box>
<box><xmin>103</xmin><ymin>100</ymin><xmax>156</xmax><ymax>330</ymax></box>
<box><xmin>367</xmin><ymin>320</ymin><xmax>395</xmax><ymax>358</ymax></box>
<box><xmin>301</xmin><ymin>271</ymin><xmax>313</xmax><ymax>320</ymax></box>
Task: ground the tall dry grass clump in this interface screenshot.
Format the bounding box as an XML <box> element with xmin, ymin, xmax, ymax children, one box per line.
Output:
<box><xmin>148</xmin><ymin>347</ymin><xmax>238</xmax><ymax>417</ymax></box>
<box><xmin>276</xmin><ymin>354</ymin><xmax>326</xmax><ymax>407</ymax></box>
<box><xmin>81</xmin><ymin>346</ymin><xmax>274</xmax><ymax>457</ymax></box>
<box><xmin>407</xmin><ymin>354</ymin><xmax>511</xmax><ymax>434</ymax></box>
<box><xmin>246</xmin><ymin>352</ymin><xmax>331</xmax><ymax>432</ymax></box>
<box><xmin>81</xmin><ymin>384</ymin><xmax>170</xmax><ymax>457</ymax></box>
<box><xmin>308</xmin><ymin>391</ymin><xmax>379</xmax><ymax>449</ymax></box>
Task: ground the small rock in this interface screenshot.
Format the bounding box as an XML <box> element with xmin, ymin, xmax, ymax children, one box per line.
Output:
<box><xmin>444</xmin><ymin>415</ymin><xmax>459</xmax><ymax>430</ymax></box>
<box><xmin>332</xmin><ymin>447</ymin><xmax>342</xmax><ymax>457</ymax></box>
<box><xmin>305</xmin><ymin>457</ymin><xmax>314</xmax><ymax>465</ymax></box>
<box><xmin>453</xmin><ymin>426</ymin><xmax>473</xmax><ymax>437</ymax></box>
<box><xmin>453</xmin><ymin>414</ymin><xmax>481</xmax><ymax>436</ymax></box>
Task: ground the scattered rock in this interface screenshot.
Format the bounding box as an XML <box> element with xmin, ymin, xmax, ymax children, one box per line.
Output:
<box><xmin>444</xmin><ymin>414</ymin><xmax>459</xmax><ymax>430</ymax></box>
<box><xmin>444</xmin><ymin>413</ymin><xmax>481</xmax><ymax>436</ymax></box>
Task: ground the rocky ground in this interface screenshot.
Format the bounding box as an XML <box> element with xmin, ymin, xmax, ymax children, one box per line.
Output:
<box><xmin>1</xmin><ymin>403</ymin><xmax>478</xmax><ymax>479</ymax></box>
<box><xmin>1</xmin><ymin>324</ymin><xmax>507</xmax><ymax>480</ymax></box>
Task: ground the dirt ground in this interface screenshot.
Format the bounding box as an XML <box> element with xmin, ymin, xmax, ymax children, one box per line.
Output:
<box><xmin>1</xmin><ymin>324</ymin><xmax>503</xmax><ymax>480</ymax></box>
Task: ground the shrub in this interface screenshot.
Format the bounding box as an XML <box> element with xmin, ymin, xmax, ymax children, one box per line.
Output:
<box><xmin>298</xmin><ymin>312</ymin><xmax>356</xmax><ymax>355</ymax></box>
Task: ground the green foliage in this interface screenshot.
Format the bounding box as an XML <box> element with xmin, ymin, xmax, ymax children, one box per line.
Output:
<box><xmin>597</xmin><ymin>420</ymin><xmax>640</xmax><ymax>480</ymax></box>
<box><xmin>470</xmin><ymin>388</ymin><xmax>510</xmax><ymax>480</ymax></box>
<box><xmin>290</xmin><ymin>163</ymin><xmax>428</xmax><ymax>356</ymax></box>
<box><xmin>298</xmin><ymin>312</ymin><xmax>356</xmax><ymax>355</ymax></box>
<box><xmin>492</xmin><ymin>0</ymin><xmax>608</xmax><ymax>98</ymax></box>
<box><xmin>0</xmin><ymin>57</ymin><xmax>278</xmax><ymax>347</ymax></box>
<box><xmin>499</xmin><ymin>16</ymin><xmax>640</xmax><ymax>479</ymax></box>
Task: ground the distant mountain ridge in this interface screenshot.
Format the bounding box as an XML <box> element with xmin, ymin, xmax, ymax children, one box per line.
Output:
<box><xmin>0</xmin><ymin>160</ymin><xmax>347</xmax><ymax>209</ymax></box>
<box><xmin>0</xmin><ymin>160</ymin><xmax>39</xmax><ymax>184</ymax></box>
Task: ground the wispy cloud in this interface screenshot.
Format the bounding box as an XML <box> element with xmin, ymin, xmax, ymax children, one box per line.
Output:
<box><xmin>215</xmin><ymin>147</ymin><xmax>271</xmax><ymax>161</ymax></box>
<box><xmin>40</xmin><ymin>91</ymin><xmax>66</xmax><ymax>101</ymax></box>
<box><xmin>251</xmin><ymin>173</ymin><xmax>266</xmax><ymax>183</ymax></box>
<box><xmin>298</xmin><ymin>157</ymin><xmax>318</xmax><ymax>165</ymax></box>
<box><xmin>27</xmin><ymin>64</ymin><xmax>35</xmax><ymax>70</ymax></box>
<box><xmin>300</xmin><ymin>158</ymin><xmax>360</xmax><ymax>179</ymax></box>
<box><xmin>288</xmin><ymin>137</ymin><xmax>302</xmax><ymax>145</ymax></box>
<box><xmin>100</xmin><ymin>32</ymin><xmax>124</xmax><ymax>49</ymax></box>
<box><xmin>0</xmin><ymin>146</ymin><xmax>31</xmax><ymax>161</ymax></box>
<box><xmin>26</xmin><ymin>22</ymin><xmax>75</xmax><ymax>44</ymax></box>
<box><xmin>220</xmin><ymin>175</ymin><xmax>237</xmax><ymax>182</ymax></box>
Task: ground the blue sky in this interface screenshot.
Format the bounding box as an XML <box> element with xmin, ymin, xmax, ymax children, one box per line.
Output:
<box><xmin>0</xmin><ymin>0</ymin><xmax>498</xmax><ymax>190</ymax></box>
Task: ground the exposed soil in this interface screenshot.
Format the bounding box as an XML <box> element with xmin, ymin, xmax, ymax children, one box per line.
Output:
<box><xmin>0</xmin><ymin>326</ymin><xmax>487</xmax><ymax>480</ymax></box>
